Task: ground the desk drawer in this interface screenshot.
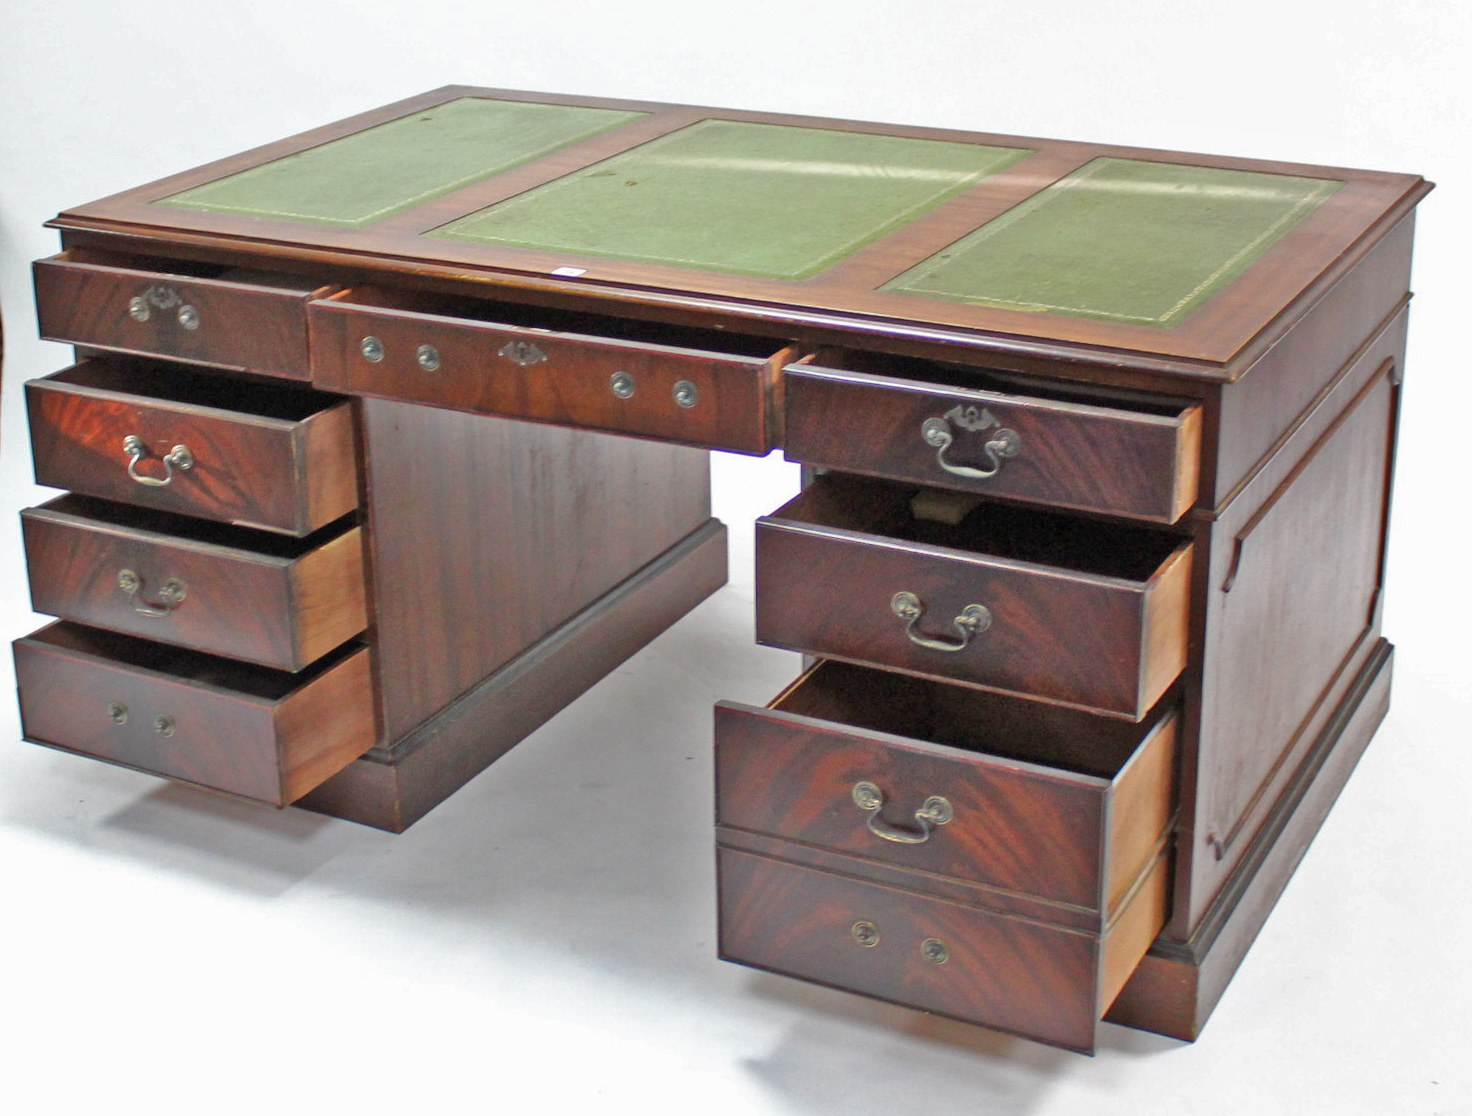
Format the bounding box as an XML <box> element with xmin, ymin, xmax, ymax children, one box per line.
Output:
<box><xmin>35</xmin><ymin>251</ymin><xmax>333</xmax><ymax>381</ymax></box>
<box><xmin>784</xmin><ymin>357</ymin><xmax>1201</xmax><ymax>522</ymax></box>
<box><xmin>26</xmin><ymin>361</ymin><xmax>359</xmax><ymax>536</ymax></box>
<box><xmin>717</xmin><ymin>660</ymin><xmax>1176</xmax><ymax>915</ymax></box>
<box><xmin>755</xmin><ymin>476</ymin><xmax>1192</xmax><ymax>719</ymax></box>
<box><xmin>23</xmin><ymin>496</ymin><xmax>367</xmax><ymax>672</ymax></box>
<box><xmin>309</xmin><ymin>288</ymin><xmax>794</xmax><ymax>454</ymax></box>
<box><xmin>13</xmin><ymin>623</ymin><xmax>375</xmax><ymax>806</ymax></box>
<box><xmin>718</xmin><ymin>845</ymin><xmax>1169</xmax><ymax>1053</ymax></box>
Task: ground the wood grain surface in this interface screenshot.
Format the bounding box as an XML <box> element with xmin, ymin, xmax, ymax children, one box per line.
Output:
<box><xmin>716</xmin><ymin>660</ymin><xmax>1178</xmax><ymax>911</ymax></box>
<box><xmin>13</xmin><ymin>622</ymin><xmax>374</xmax><ymax>805</ymax></box>
<box><xmin>22</xmin><ymin>495</ymin><xmax>366</xmax><ymax>670</ymax></box>
<box><xmin>35</xmin><ymin>249</ymin><xmax>333</xmax><ymax>381</ymax></box>
<box><xmin>755</xmin><ymin>477</ymin><xmax>1192</xmax><ymax>718</ymax></box>
<box><xmin>784</xmin><ymin>357</ymin><xmax>1202</xmax><ymax>522</ymax></box>
<box><xmin>310</xmin><ymin>287</ymin><xmax>793</xmax><ymax>453</ymax></box>
<box><xmin>26</xmin><ymin>361</ymin><xmax>359</xmax><ymax>535</ymax></box>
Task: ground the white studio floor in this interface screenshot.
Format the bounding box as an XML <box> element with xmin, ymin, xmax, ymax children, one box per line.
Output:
<box><xmin>2</xmin><ymin>5</ymin><xmax>1470</xmax><ymax>1112</ymax></box>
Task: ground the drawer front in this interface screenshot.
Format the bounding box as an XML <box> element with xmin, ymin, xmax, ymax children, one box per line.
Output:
<box><xmin>26</xmin><ymin>364</ymin><xmax>359</xmax><ymax>536</ymax></box>
<box><xmin>13</xmin><ymin>624</ymin><xmax>375</xmax><ymax>806</ymax></box>
<box><xmin>717</xmin><ymin>847</ymin><xmax>1102</xmax><ymax>1052</ymax></box>
<box><xmin>717</xmin><ymin>661</ymin><xmax>1177</xmax><ymax>913</ymax></box>
<box><xmin>23</xmin><ymin>499</ymin><xmax>367</xmax><ymax>671</ymax></box>
<box><xmin>309</xmin><ymin>293</ymin><xmax>790</xmax><ymax>454</ymax></box>
<box><xmin>754</xmin><ymin>485</ymin><xmax>1192</xmax><ymax>719</ymax></box>
<box><xmin>784</xmin><ymin>364</ymin><xmax>1201</xmax><ymax>522</ymax></box>
<box><xmin>34</xmin><ymin>253</ymin><xmax>330</xmax><ymax>381</ymax></box>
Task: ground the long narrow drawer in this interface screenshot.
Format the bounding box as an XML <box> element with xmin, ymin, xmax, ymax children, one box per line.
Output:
<box><xmin>717</xmin><ymin>845</ymin><xmax>1170</xmax><ymax>1054</ymax></box>
<box><xmin>309</xmin><ymin>287</ymin><xmax>795</xmax><ymax>454</ymax></box>
<box><xmin>13</xmin><ymin>623</ymin><xmax>375</xmax><ymax>807</ymax></box>
<box><xmin>784</xmin><ymin>354</ymin><xmax>1202</xmax><ymax>522</ymax></box>
<box><xmin>23</xmin><ymin>495</ymin><xmax>367</xmax><ymax>671</ymax></box>
<box><xmin>755</xmin><ymin>475</ymin><xmax>1192</xmax><ymax>719</ymax></box>
<box><xmin>717</xmin><ymin>660</ymin><xmax>1177</xmax><ymax>917</ymax></box>
<box><xmin>26</xmin><ymin>360</ymin><xmax>359</xmax><ymax>536</ymax></box>
<box><xmin>34</xmin><ymin>250</ymin><xmax>335</xmax><ymax>381</ymax></box>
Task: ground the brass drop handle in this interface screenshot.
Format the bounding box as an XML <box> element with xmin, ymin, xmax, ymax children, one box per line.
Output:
<box><xmin>921</xmin><ymin>415</ymin><xmax>1021</xmax><ymax>480</ymax></box>
<box><xmin>890</xmin><ymin>591</ymin><xmax>990</xmax><ymax>653</ymax></box>
<box><xmin>852</xmin><ymin>781</ymin><xmax>953</xmax><ymax>845</ymax></box>
<box><xmin>123</xmin><ymin>435</ymin><xmax>194</xmax><ymax>487</ymax></box>
<box><xmin>117</xmin><ymin>569</ymin><xmax>186</xmax><ymax>617</ymax></box>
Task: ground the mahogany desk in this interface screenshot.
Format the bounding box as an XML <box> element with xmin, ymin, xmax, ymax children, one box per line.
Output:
<box><xmin>12</xmin><ymin>87</ymin><xmax>1430</xmax><ymax>1052</ymax></box>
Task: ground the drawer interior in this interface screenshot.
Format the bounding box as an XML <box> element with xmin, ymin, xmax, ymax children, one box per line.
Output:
<box><xmin>52</xmin><ymin>248</ymin><xmax>324</xmax><ymax>294</ymax></box>
<box><xmin>779</xmin><ymin>474</ymin><xmax>1185</xmax><ymax>582</ymax></box>
<box><xmin>26</xmin><ymin>622</ymin><xmax>362</xmax><ymax>700</ymax></box>
<box><xmin>798</xmin><ymin>348</ymin><xmax>1197</xmax><ymax>418</ymax></box>
<box><xmin>322</xmin><ymin>285</ymin><xmax>791</xmax><ymax>359</ymax></box>
<box><xmin>32</xmin><ymin>494</ymin><xmax>354</xmax><ymax>557</ymax></box>
<box><xmin>43</xmin><ymin>360</ymin><xmax>345</xmax><ymax>421</ymax></box>
<box><xmin>774</xmin><ymin>659</ymin><xmax>1169</xmax><ymax>780</ymax></box>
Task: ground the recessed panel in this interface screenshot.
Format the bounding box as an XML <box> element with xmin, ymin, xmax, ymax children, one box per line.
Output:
<box><xmin>429</xmin><ymin>119</ymin><xmax>1030</xmax><ymax>279</ymax></box>
<box><xmin>883</xmin><ymin>158</ymin><xmax>1343</xmax><ymax>327</ymax></box>
<box><xmin>157</xmin><ymin>98</ymin><xmax>646</xmax><ymax>228</ymax></box>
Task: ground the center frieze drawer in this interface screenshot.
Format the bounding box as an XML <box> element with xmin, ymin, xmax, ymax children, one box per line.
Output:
<box><xmin>715</xmin><ymin>660</ymin><xmax>1177</xmax><ymax>1052</ymax></box>
<box><xmin>13</xmin><ymin>623</ymin><xmax>376</xmax><ymax>807</ymax></box>
<box><xmin>308</xmin><ymin>287</ymin><xmax>796</xmax><ymax>454</ymax></box>
<box><xmin>22</xmin><ymin>495</ymin><xmax>368</xmax><ymax>672</ymax></box>
<box><xmin>784</xmin><ymin>354</ymin><xmax>1202</xmax><ymax>523</ymax></box>
<box><xmin>26</xmin><ymin>360</ymin><xmax>359</xmax><ymax>536</ymax></box>
<box><xmin>755</xmin><ymin>475</ymin><xmax>1192</xmax><ymax>719</ymax></box>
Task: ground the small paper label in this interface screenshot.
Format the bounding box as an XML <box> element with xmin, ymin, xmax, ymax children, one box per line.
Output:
<box><xmin>550</xmin><ymin>267</ymin><xmax>587</xmax><ymax>277</ymax></box>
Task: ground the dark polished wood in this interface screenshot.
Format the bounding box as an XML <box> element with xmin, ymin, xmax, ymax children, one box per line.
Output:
<box><xmin>299</xmin><ymin>518</ymin><xmax>728</xmax><ymax>831</ymax></box>
<box><xmin>715</xmin><ymin>661</ymin><xmax>1176</xmax><ymax>913</ymax></box>
<box><xmin>13</xmin><ymin>622</ymin><xmax>374</xmax><ymax>805</ymax></box>
<box><xmin>717</xmin><ymin>844</ymin><xmax>1169</xmax><ymax>1054</ymax></box>
<box><xmin>34</xmin><ymin>249</ymin><xmax>334</xmax><ymax>381</ymax></box>
<box><xmin>1177</xmin><ymin>349</ymin><xmax>1401</xmax><ymax>932</ymax></box>
<box><xmin>310</xmin><ymin>287</ymin><xmax>793</xmax><ymax>454</ymax></box>
<box><xmin>22</xmin><ymin>495</ymin><xmax>366</xmax><ymax>671</ymax></box>
<box><xmin>26</xmin><ymin>361</ymin><xmax>359</xmax><ymax>536</ymax></box>
<box><xmin>356</xmin><ymin>397</ymin><xmax>713</xmax><ymax>744</ymax></box>
<box><xmin>785</xmin><ymin>356</ymin><xmax>1201</xmax><ymax>522</ymax></box>
<box><xmin>755</xmin><ymin>477</ymin><xmax>1192</xmax><ymax>718</ymax></box>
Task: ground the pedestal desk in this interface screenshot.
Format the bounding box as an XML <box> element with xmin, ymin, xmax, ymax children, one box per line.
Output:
<box><xmin>14</xmin><ymin>87</ymin><xmax>1429</xmax><ymax>1052</ymax></box>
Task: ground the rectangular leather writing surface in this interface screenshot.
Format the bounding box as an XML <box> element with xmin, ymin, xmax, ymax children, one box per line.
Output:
<box><xmin>157</xmin><ymin>98</ymin><xmax>646</xmax><ymax>228</ymax></box>
<box><xmin>430</xmin><ymin>119</ymin><xmax>1029</xmax><ymax>279</ymax></box>
<box><xmin>883</xmin><ymin>158</ymin><xmax>1342</xmax><ymax>326</ymax></box>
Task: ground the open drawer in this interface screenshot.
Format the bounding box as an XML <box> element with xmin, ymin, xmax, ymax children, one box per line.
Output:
<box><xmin>34</xmin><ymin>249</ymin><xmax>336</xmax><ymax>381</ymax></box>
<box><xmin>23</xmin><ymin>495</ymin><xmax>367</xmax><ymax>672</ymax></box>
<box><xmin>715</xmin><ymin>660</ymin><xmax>1176</xmax><ymax>1053</ymax></box>
<box><xmin>26</xmin><ymin>360</ymin><xmax>359</xmax><ymax>536</ymax></box>
<box><xmin>784</xmin><ymin>352</ymin><xmax>1202</xmax><ymax>522</ymax></box>
<box><xmin>308</xmin><ymin>286</ymin><xmax>796</xmax><ymax>454</ymax></box>
<box><xmin>755</xmin><ymin>475</ymin><xmax>1192</xmax><ymax>719</ymax></box>
<box><xmin>13</xmin><ymin>622</ymin><xmax>375</xmax><ymax>807</ymax></box>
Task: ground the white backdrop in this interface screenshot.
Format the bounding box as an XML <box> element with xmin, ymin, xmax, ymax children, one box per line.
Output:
<box><xmin>1</xmin><ymin>4</ymin><xmax>1469</xmax><ymax>1113</ymax></box>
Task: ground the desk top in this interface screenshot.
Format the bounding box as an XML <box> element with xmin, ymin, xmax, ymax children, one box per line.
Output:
<box><xmin>52</xmin><ymin>86</ymin><xmax>1429</xmax><ymax>375</ymax></box>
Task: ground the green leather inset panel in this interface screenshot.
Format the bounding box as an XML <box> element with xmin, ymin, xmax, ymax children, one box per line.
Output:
<box><xmin>883</xmin><ymin>158</ymin><xmax>1343</xmax><ymax>327</ymax></box>
<box><xmin>156</xmin><ymin>98</ymin><xmax>646</xmax><ymax>228</ymax></box>
<box><xmin>429</xmin><ymin>120</ymin><xmax>1030</xmax><ymax>279</ymax></box>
